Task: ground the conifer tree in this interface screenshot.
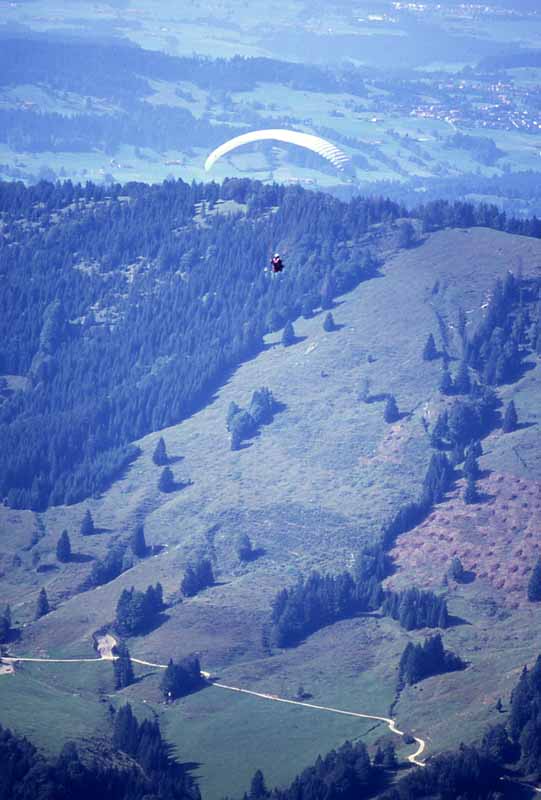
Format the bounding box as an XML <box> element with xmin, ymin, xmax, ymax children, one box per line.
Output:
<box><xmin>384</xmin><ymin>395</ymin><xmax>400</xmax><ymax>423</ymax></box>
<box><xmin>113</xmin><ymin>641</ymin><xmax>135</xmax><ymax>689</ymax></box>
<box><xmin>161</xmin><ymin>659</ymin><xmax>177</xmax><ymax>702</ymax></box>
<box><xmin>397</xmin><ymin>220</ymin><xmax>415</xmax><ymax>249</ymax></box>
<box><xmin>454</xmin><ymin>360</ymin><xmax>471</xmax><ymax>394</ymax></box>
<box><xmin>451</xmin><ymin>443</ymin><xmax>464</xmax><ymax>466</ymax></box>
<box><xmin>250</xmin><ymin>769</ymin><xmax>268</xmax><ymax>799</ymax></box>
<box><xmin>56</xmin><ymin>530</ymin><xmax>71</xmax><ymax>562</ymax></box>
<box><xmin>382</xmin><ymin>741</ymin><xmax>398</xmax><ymax>769</ymax></box>
<box><xmin>158</xmin><ymin>466</ymin><xmax>175</xmax><ymax>493</ymax></box>
<box><xmin>0</xmin><ymin>605</ymin><xmax>11</xmax><ymax>641</ymax></box>
<box><xmin>197</xmin><ymin>558</ymin><xmax>214</xmax><ymax>588</ymax></box>
<box><xmin>503</xmin><ymin>400</ymin><xmax>518</xmax><ymax>433</ymax></box>
<box><xmin>430</xmin><ymin>411</ymin><xmax>449</xmax><ymax>449</ymax></box>
<box><xmin>35</xmin><ymin>588</ymin><xmax>49</xmax><ymax>619</ymax></box>
<box><xmin>464</xmin><ymin>449</ymin><xmax>479</xmax><ymax>480</ymax></box>
<box><xmin>181</xmin><ymin>565</ymin><xmax>199</xmax><ymax>597</ymax></box>
<box><xmin>112</xmin><ymin>703</ymin><xmax>138</xmax><ymax>753</ymax></box>
<box><xmin>80</xmin><ymin>509</ymin><xmax>95</xmax><ymax>537</ymax></box>
<box><xmin>226</xmin><ymin>401</ymin><xmax>241</xmax><ymax>431</ymax></box>
<box><xmin>237</xmin><ymin>533</ymin><xmax>253</xmax><ymax>562</ymax></box>
<box><xmin>464</xmin><ymin>474</ymin><xmax>478</xmax><ymax>505</ymax></box>
<box><xmin>152</xmin><ymin>436</ymin><xmax>168</xmax><ymax>466</ymax></box>
<box><xmin>422</xmin><ymin>333</ymin><xmax>438</xmax><ymax>361</ymax></box>
<box><xmin>130</xmin><ymin>524</ymin><xmax>147</xmax><ymax>558</ymax></box>
<box><xmin>527</xmin><ymin>559</ymin><xmax>541</xmax><ymax>602</ymax></box>
<box><xmin>449</xmin><ymin>556</ymin><xmax>465</xmax><ymax>582</ymax></box>
<box><xmin>281</xmin><ymin>321</ymin><xmax>295</xmax><ymax>347</ymax></box>
<box><xmin>323</xmin><ymin>312</ymin><xmax>336</xmax><ymax>332</ymax></box>
<box><xmin>439</xmin><ymin>367</ymin><xmax>453</xmax><ymax>395</ymax></box>
<box><xmin>320</xmin><ymin>275</ymin><xmax>335</xmax><ymax>310</ymax></box>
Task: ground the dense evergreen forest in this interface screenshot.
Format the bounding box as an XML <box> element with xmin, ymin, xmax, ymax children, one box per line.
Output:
<box><xmin>1</xmin><ymin>176</ymin><xmax>540</xmax><ymax>510</ymax></box>
<box><xmin>0</xmin><ymin>177</ymin><xmax>387</xmax><ymax>509</ymax></box>
<box><xmin>0</xmin><ymin>705</ymin><xmax>200</xmax><ymax>800</ymax></box>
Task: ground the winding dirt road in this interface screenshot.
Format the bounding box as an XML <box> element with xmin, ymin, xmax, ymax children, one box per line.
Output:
<box><xmin>3</xmin><ymin>643</ymin><xmax>426</xmax><ymax>767</ymax></box>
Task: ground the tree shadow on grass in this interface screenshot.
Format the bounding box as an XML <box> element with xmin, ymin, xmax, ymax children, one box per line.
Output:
<box><xmin>366</xmin><ymin>392</ymin><xmax>389</xmax><ymax>404</ymax></box>
<box><xmin>447</xmin><ymin>614</ymin><xmax>471</xmax><ymax>627</ymax></box>
<box><xmin>161</xmin><ymin>479</ymin><xmax>194</xmax><ymax>494</ymax></box>
<box><xmin>326</xmin><ymin>322</ymin><xmax>346</xmax><ymax>332</ymax></box>
<box><xmin>85</xmin><ymin>526</ymin><xmax>113</xmax><ymax>536</ymax></box>
<box><xmin>132</xmin><ymin>612</ymin><xmax>170</xmax><ymax>637</ymax></box>
<box><xmin>476</xmin><ymin>490</ymin><xmax>496</xmax><ymax>504</ymax></box>
<box><xmin>515</xmin><ymin>421</ymin><xmax>537</xmax><ymax>432</ymax></box>
<box><xmin>70</xmin><ymin>552</ymin><xmax>94</xmax><ymax>563</ymax></box>
<box><xmin>283</xmin><ymin>334</ymin><xmax>308</xmax><ymax>347</ymax></box>
<box><xmin>36</xmin><ymin>563</ymin><xmax>58</xmax><ymax>574</ymax></box>
<box><xmin>457</xmin><ymin>569</ymin><xmax>476</xmax><ymax>584</ymax></box>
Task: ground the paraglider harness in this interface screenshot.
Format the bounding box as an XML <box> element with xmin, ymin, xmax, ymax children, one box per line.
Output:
<box><xmin>271</xmin><ymin>255</ymin><xmax>284</xmax><ymax>274</ymax></box>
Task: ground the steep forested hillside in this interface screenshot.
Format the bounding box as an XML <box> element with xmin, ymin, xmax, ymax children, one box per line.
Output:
<box><xmin>2</xmin><ymin>177</ymin><xmax>541</xmax><ymax>798</ymax></box>
<box><xmin>2</xmin><ymin>178</ymin><xmax>540</xmax><ymax>511</ymax></box>
<box><xmin>0</xmin><ymin>178</ymin><xmax>393</xmax><ymax>509</ymax></box>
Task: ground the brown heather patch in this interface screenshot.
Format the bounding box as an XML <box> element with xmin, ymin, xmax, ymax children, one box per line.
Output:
<box><xmin>386</xmin><ymin>471</ymin><xmax>541</xmax><ymax>606</ymax></box>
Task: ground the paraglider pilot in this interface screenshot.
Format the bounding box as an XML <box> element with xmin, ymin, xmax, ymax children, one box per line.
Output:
<box><xmin>271</xmin><ymin>253</ymin><xmax>284</xmax><ymax>273</ymax></box>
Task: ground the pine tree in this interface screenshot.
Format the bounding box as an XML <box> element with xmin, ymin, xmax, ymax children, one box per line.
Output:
<box><xmin>237</xmin><ymin>533</ymin><xmax>253</xmax><ymax>562</ymax></box>
<box><xmin>463</xmin><ymin>449</ymin><xmax>479</xmax><ymax>480</ymax></box>
<box><xmin>323</xmin><ymin>312</ymin><xmax>335</xmax><ymax>332</ymax></box>
<box><xmin>113</xmin><ymin>641</ymin><xmax>135</xmax><ymax>689</ymax></box>
<box><xmin>161</xmin><ymin>659</ymin><xmax>177</xmax><ymax>702</ymax></box>
<box><xmin>430</xmin><ymin>411</ymin><xmax>449</xmax><ymax>449</ymax></box>
<box><xmin>0</xmin><ymin>605</ymin><xmax>11</xmax><ymax>641</ymax></box>
<box><xmin>112</xmin><ymin>703</ymin><xmax>138</xmax><ymax>753</ymax></box>
<box><xmin>397</xmin><ymin>220</ymin><xmax>415</xmax><ymax>249</ymax></box>
<box><xmin>439</xmin><ymin>367</ymin><xmax>453</xmax><ymax>395</ymax></box>
<box><xmin>503</xmin><ymin>400</ymin><xmax>518</xmax><ymax>433</ymax></box>
<box><xmin>464</xmin><ymin>474</ymin><xmax>478</xmax><ymax>504</ymax></box>
<box><xmin>35</xmin><ymin>588</ymin><xmax>49</xmax><ymax>619</ymax></box>
<box><xmin>382</xmin><ymin>741</ymin><xmax>398</xmax><ymax>769</ymax></box>
<box><xmin>422</xmin><ymin>333</ymin><xmax>438</xmax><ymax>361</ymax></box>
<box><xmin>527</xmin><ymin>559</ymin><xmax>541</xmax><ymax>602</ymax></box>
<box><xmin>152</xmin><ymin>436</ymin><xmax>168</xmax><ymax>466</ymax></box>
<box><xmin>384</xmin><ymin>395</ymin><xmax>400</xmax><ymax>423</ymax></box>
<box><xmin>226</xmin><ymin>401</ymin><xmax>241</xmax><ymax>431</ymax></box>
<box><xmin>451</xmin><ymin>443</ymin><xmax>465</xmax><ymax>466</ymax></box>
<box><xmin>80</xmin><ymin>509</ymin><xmax>95</xmax><ymax>537</ymax></box>
<box><xmin>56</xmin><ymin>530</ymin><xmax>71</xmax><ymax>562</ymax></box>
<box><xmin>181</xmin><ymin>565</ymin><xmax>199</xmax><ymax>597</ymax></box>
<box><xmin>454</xmin><ymin>360</ymin><xmax>471</xmax><ymax>394</ymax></box>
<box><xmin>281</xmin><ymin>321</ymin><xmax>295</xmax><ymax>347</ymax></box>
<box><xmin>196</xmin><ymin>558</ymin><xmax>214</xmax><ymax>588</ymax></box>
<box><xmin>158</xmin><ymin>466</ymin><xmax>175</xmax><ymax>493</ymax></box>
<box><xmin>250</xmin><ymin>769</ymin><xmax>268</xmax><ymax>799</ymax></box>
<box><xmin>449</xmin><ymin>556</ymin><xmax>465</xmax><ymax>582</ymax></box>
<box><xmin>130</xmin><ymin>524</ymin><xmax>147</xmax><ymax>558</ymax></box>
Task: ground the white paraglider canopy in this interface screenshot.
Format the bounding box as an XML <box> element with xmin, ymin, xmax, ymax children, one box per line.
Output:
<box><xmin>204</xmin><ymin>128</ymin><xmax>350</xmax><ymax>172</ymax></box>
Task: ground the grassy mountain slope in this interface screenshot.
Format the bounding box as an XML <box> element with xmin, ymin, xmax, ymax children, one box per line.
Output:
<box><xmin>1</xmin><ymin>226</ymin><xmax>541</xmax><ymax>797</ymax></box>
